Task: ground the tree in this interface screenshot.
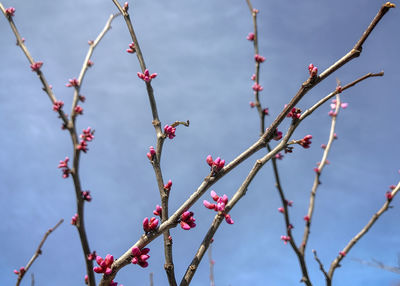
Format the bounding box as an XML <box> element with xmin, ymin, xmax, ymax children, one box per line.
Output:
<box><xmin>1</xmin><ymin>1</ymin><xmax>399</xmax><ymax>285</ymax></box>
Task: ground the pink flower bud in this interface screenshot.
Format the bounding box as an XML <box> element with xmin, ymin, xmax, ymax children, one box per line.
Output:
<box><xmin>225</xmin><ymin>214</ymin><xmax>234</xmax><ymax>224</ymax></box>
<box><xmin>246</xmin><ymin>32</ymin><xmax>255</xmax><ymax>41</ymax></box>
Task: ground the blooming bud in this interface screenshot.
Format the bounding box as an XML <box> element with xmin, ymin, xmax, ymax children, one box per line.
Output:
<box><xmin>126</xmin><ymin>42</ymin><xmax>135</xmax><ymax>53</ymax></box>
<box><xmin>93</xmin><ymin>254</ymin><xmax>113</xmax><ymax>275</ymax></box>
<box><xmin>131</xmin><ymin>247</ymin><xmax>150</xmax><ymax>268</ymax></box>
<box><xmin>71</xmin><ymin>214</ymin><xmax>78</xmax><ymax>225</ymax></box>
<box><xmin>87</xmin><ymin>60</ymin><xmax>94</xmax><ymax>67</ymax></box>
<box><xmin>280</xmin><ymin>235</ymin><xmax>291</xmax><ymax>245</ymax></box>
<box><xmin>164</xmin><ymin>125</ymin><xmax>176</xmax><ymax>139</ymax></box>
<box><xmin>147</xmin><ymin>146</ymin><xmax>156</xmax><ymax>160</ymax></box>
<box><xmin>339</xmin><ymin>251</ymin><xmax>346</xmax><ymax>257</ymax></box>
<box><xmin>53</xmin><ymin>101</ymin><xmax>64</xmax><ymax>112</ymax></box>
<box><xmin>275</xmin><ymin>152</ymin><xmax>284</xmax><ymax>160</ymax></box>
<box><xmin>66</xmin><ymin>78</ymin><xmax>79</xmax><ymax>87</ymax></box>
<box><xmin>74</xmin><ymin>105</ymin><xmax>83</xmax><ymax>115</ymax></box>
<box><xmin>225</xmin><ymin>214</ymin><xmax>234</xmax><ymax>224</ymax></box>
<box><xmin>5</xmin><ymin>7</ymin><xmax>16</xmax><ymax>17</ymax></box>
<box><xmin>246</xmin><ymin>32</ymin><xmax>255</xmax><ymax>41</ymax></box>
<box><xmin>252</xmin><ymin>83</ymin><xmax>263</xmax><ymax>92</ymax></box>
<box><xmin>30</xmin><ymin>61</ymin><xmax>43</xmax><ymax>72</ymax></box>
<box><xmin>278</xmin><ymin>207</ymin><xmax>284</xmax><ymax>213</ymax></box>
<box><xmin>180</xmin><ymin>211</ymin><xmax>196</xmax><ymax>230</ymax></box>
<box><xmin>164</xmin><ymin>180</ymin><xmax>172</xmax><ymax>191</ymax></box>
<box><xmin>254</xmin><ymin>54</ymin><xmax>266</xmax><ymax>63</ymax></box>
<box><xmin>137</xmin><ymin>69</ymin><xmax>157</xmax><ymax>82</ymax></box>
<box><xmin>304</xmin><ymin>215</ymin><xmax>310</xmax><ymax>222</ymax></box>
<box><xmin>153</xmin><ymin>205</ymin><xmax>162</xmax><ymax>216</ymax></box>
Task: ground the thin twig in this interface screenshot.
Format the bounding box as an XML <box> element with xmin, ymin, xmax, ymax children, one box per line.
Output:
<box><xmin>149</xmin><ymin>272</ymin><xmax>154</xmax><ymax>286</ymax></box>
<box><xmin>209</xmin><ymin>244</ymin><xmax>215</xmax><ymax>286</ymax></box>
<box><xmin>352</xmin><ymin>257</ymin><xmax>400</xmax><ymax>274</ymax></box>
<box><xmin>15</xmin><ymin>219</ymin><xmax>63</xmax><ymax>286</ymax></box>
<box><xmin>300</xmin><ymin>93</ymin><xmax>342</xmax><ymax>255</ymax></box>
<box><xmin>312</xmin><ymin>249</ymin><xmax>329</xmax><ymax>280</ymax></box>
<box><xmin>326</xmin><ymin>182</ymin><xmax>400</xmax><ymax>285</ymax></box>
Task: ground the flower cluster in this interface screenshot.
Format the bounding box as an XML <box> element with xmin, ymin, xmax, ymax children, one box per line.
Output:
<box><xmin>5</xmin><ymin>7</ymin><xmax>16</xmax><ymax>17</ymax></box>
<box><xmin>81</xmin><ymin>191</ymin><xmax>92</xmax><ymax>202</ymax></box>
<box><xmin>66</xmin><ymin>78</ymin><xmax>79</xmax><ymax>87</ymax></box>
<box><xmin>252</xmin><ymin>82</ymin><xmax>263</xmax><ymax>92</ymax></box>
<box><xmin>164</xmin><ymin>125</ymin><xmax>176</xmax><ymax>139</ymax></box>
<box><xmin>286</xmin><ymin>105</ymin><xmax>301</xmax><ymax>120</ymax></box>
<box><xmin>71</xmin><ymin>213</ymin><xmax>78</xmax><ymax>225</ymax></box>
<box><xmin>93</xmin><ymin>254</ymin><xmax>113</xmax><ymax>275</ymax></box>
<box><xmin>146</xmin><ymin>146</ymin><xmax>156</xmax><ymax>160</ymax></box>
<box><xmin>308</xmin><ymin>63</ymin><xmax>318</xmax><ymax>77</ymax></box>
<box><xmin>246</xmin><ymin>32</ymin><xmax>255</xmax><ymax>41</ymax></box>
<box><xmin>74</xmin><ymin>105</ymin><xmax>83</xmax><ymax>115</ymax></box>
<box><xmin>180</xmin><ymin>211</ymin><xmax>196</xmax><ymax>230</ymax></box>
<box><xmin>254</xmin><ymin>54</ymin><xmax>266</xmax><ymax>63</ymax></box>
<box><xmin>328</xmin><ymin>99</ymin><xmax>348</xmax><ymax>116</ymax></box>
<box><xmin>52</xmin><ymin>101</ymin><xmax>64</xmax><ymax>112</ymax></box>
<box><xmin>137</xmin><ymin>69</ymin><xmax>157</xmax><ymax>82</ymax></box>
<box><xmin>77</xmin><ymin>127</ymin><xmax>94</xmax><ymax>153</ymax></box>
<box><xmin>80</xmin><ymin>127</ymin><xmax>94</xmax><ymax>142</ymax></box>
<box><xmin>164</xmin><ymin>180</ymin><xmax>172</xmax><ymax>192</ymax></box>
<box><xmin>206</xmin><ymin>155</ymin><xmax>225</xmax><ymax>174</ymax></box>
<box><xmin>30</xmin><ymin>61</ymin><xmax>43</xmax><ymax>72</ymax></box>
<box><xmin>131</xmin><ymin>246</ymin><xmax>150</xmax><ymax>268</ymax></box>
<box><xmin>203</xmin><ymin>191</ymin><xmax>234</xmax><ymax>224</ymax></box>
<box><xmin>280</xmin><ymin>235</ymin><xmax>291</xmax><ymax>245</ymax></box>
<box><xmin>58</xmin><ymin>157</ymin><xmax>70</xmax><ymax>178</ymax></box>
<box><xmin>298</xmin><ymin>135</ymin><xmax>312</xmax><ymax>149</ymax></box>
<box><xmin>153</xmin><ymin>205</ymin><xmax>162</xmax><ymax>217</ymax></box>
<box><xmin>126</xmin><ymin>42</ymin><xmax>136</xmax><ymax>53</ymax></box>
<box><xmin>13</xmin><ymin>267</ymin><xmax>25</xmax><ymax>275</ymax></box>
<box><xmin>143</xmin><ymin>217</ymin><xmax>159</xmax><ymax>233</ymax></box>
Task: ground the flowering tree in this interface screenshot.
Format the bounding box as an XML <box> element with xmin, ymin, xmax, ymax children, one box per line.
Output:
<box><xmin>1</xmin><ymin>1</ymin><xmax>399</xmax><ymax>285</ymax></box>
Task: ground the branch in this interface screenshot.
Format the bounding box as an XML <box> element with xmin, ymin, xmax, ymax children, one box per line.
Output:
<box><xmin>1</xmin><ymin>6</ymin><xmax>120</xmax><ymax>285</ymax></box>
<box><xmin>326</xmin><ymin>182</ymin><xmax>400</xmax><ymax>285</ymax></box>
<box><xmin>312</xmin><ymin>249</ymin><xmax>329</xmax><ymax>281</ymax></box>
<box><xmin>111</xmin><ymin>1</ymin><xmax>177</xmax><ymax>284</ymax></box>
<box><xmin>15</xmin><ymin>219</ymin><xmax>63</xmax><ymax>286</ymax></box>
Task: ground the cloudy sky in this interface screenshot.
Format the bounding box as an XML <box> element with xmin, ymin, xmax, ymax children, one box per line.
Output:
<box><xmin>1</xmin><ymin>1</ymin><xmax>399</xmax><ymax>285</ymax></box>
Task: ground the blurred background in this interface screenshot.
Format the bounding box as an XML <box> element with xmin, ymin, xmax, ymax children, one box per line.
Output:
<box><xmin>1</xmin><ymin>0</ymin><xmax>399</xmax><ymax>285</ymax></box>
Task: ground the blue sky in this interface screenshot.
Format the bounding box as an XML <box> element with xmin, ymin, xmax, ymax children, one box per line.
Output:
<box><xmin>1</xmin><ymin>1</ymin><xmax>400</xmax><ymax>285</ymax></box>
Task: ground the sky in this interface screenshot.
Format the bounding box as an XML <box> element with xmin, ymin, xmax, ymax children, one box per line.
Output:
<box><xmin>1</xmin><ymin>0</ymin><xmax>400</xmax><ymax>285</ymax></box>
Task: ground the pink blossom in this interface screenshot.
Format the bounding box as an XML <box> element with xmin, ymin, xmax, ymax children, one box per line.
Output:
<box><xmin>131</xmin><ymin>246</ymin><xmax>150</xmax><ymax>268</ymax></box>
<box><xmin>66</xmin><ymin>78</ymin><xmax>79</xmax><ymax>87</ymax></box>
<box><xmin>164</xmin><ymin>125</ymin><xmax>176</xmax><ymax>139</ymax></box>
<box><xmin>251</xmin><ymin>74</ymin><xmax>256</xmax><ymax>81</ymax></box>
<box><xmin>164</xmin><ymin>180</ymin><xmax>172</xmax><ymax>191</ymax></box>
<box><xmin>153</xmin><ymin>205</ymin><xmax>162</xmax><ymax>217</ymax></box>
<box><xmin>58</xmin><ymin>157</ymin><xmax>70</xmax><ymax>178</ymax></box>
<box><xmin>275</xmin><ymin>152</ymin><xmax>284</xmax><ymax>160</ymax></box>
<box><xmin>249</xmin><ymin>101</ymin><xmax>255</xmax><ymax>108</ymax></box>
<box><xmin>77</xmin><ymin>140</ymin><xmax>88</xmax><ymax>153</ymax></box>
<box><xmin>286</xmin><ymin>105</ymin><xmax>301</xmax><ymax>119</ymax></box>
<box><xmin>246</xmin><ymin>32</ymin><xmax>255</xmax><ymax>41</ymax></box>
<box><xmin>85</xmin><ymin>274</ymin><xmax>88</xmax><ymax>284</ymax></box>
<box><xmin>304</xmin><ymin>215</ymin><xmax>310</xmax><ymax>222</ymax></box>
<box><xmin>180</xmin><ymin>211</ymin><xmax>196</xmax><ymax>230</ymax></box>
<box><xmin>254</xmin><ymin>54</ymin><xmax>266</xmax><ymax>63</ymax></box>
<box><xmin>299</xmin><ymin>135</ymin><xmax>312</xmax><ymax>149</ymax></box>
<box><xmin>74</xmin><ymin>105</ymin><xmax>83</xmax><ymax>115</ymax></box>
<box><xmin>252</xmin><ymin>8</ymin><xmax>259</xmax><ymax>14</ymax></box>
<box><xmin>308</xmin><ymin>63</ymin><xmax>318</xmax><ymax>77</ymax></box>
<box><xmin>280</xmin><ymin>235</ymin><xmax>291</xmax><ymax>245</ymax></box>
<box><xmin>123</xmin><ymin>2</ymin><xmax>129</xmax><ymax>12</ymax></box>
<box><xmin>225</xmin><ymin>214</ymin><xmax>234</xmax><ymax>224</ymax></box>
<box><xmin>252</xmin><ymin>83</ymin><xmax>263</xmax><ymax>92</ymax></box>
<box><xmin>206</xmin><ymin>155</ymin><xmax>225</xmax><ymax>173</ymax></box>
<box><xmin>71</xmin><ymin>214</ymin><xmax>78</xmax><ymax>225</ymax></box>
<box><xmin>137</xmin><ymin>69</ymin><xmax>157</xmax><ymax>82</ymax></box>
<box><xmin>30</xmin><ymin>61</ymin><xmax>43</xmax><ymax>72</ymax></box>
<box><xmin>93</xmin><ymin>254</ymin><xmax>114</xmax><ymax>275</ymax></box>
<box><xmin>339</xmin><ymin>251</ymin><xmax>346</xmax><ymax>257</ymax></box>
<box><xmin>13</xmin><ymin>267</ymin><xmax>25</xmax><ymax>275</ymax></box>
<box><xmin>52</xmin><ymin>101</ymin><xmax>64</xmax><ymax>112</ymax></box>
<box><xmin>126</xmin><ymin>42</ymin><xmax>135</xmax><ymax>53</ymax></box>
<box><xmin>147</xmin><ymin>146</ymin><xmax>156</xmax><ymax>160</ymax></box>
<box><xmin>143</xmin><ymin>217</ymin><xmax>159</xmax><ymax>232</ymax></box>
<box><xmin>321</xmin><ymin>144</ymin><xmax>327</xmax><ymax>149</ymax></box>
<box><xmin>81</xmin><ymin>191</ymin><xmax>92</xmax><ymax>202</ymax></box>
<box><xmin>278</xmin><ymin>207</ymin><xmax>284</xmax><ymax>213</ymax></box>
<box><xmin>273</xmin><ymin>129</ymin><xmax>283</xmax><ymax>141</ymax></box>
<box><xmin>80</xmin><ymin>127</ymin><xmax>95</xmax><ymax>142</ymax></box>
<box><xmin>87</xmin><ymin>60</ymin><xmax>94</xmax><ymax>67</ymax></box>
<box><xmin>5</xmin><ymin>7</ymin><xmax>16</xmax><ymax>17</ymax></box>
<box><xmin>333</xmin><ymin>133</ymin><xmax>338</xmax><ymax>139</ymax></box>
<box><xmin>87</xmin><ymin>251</ymin><xmax>97</xmax><ymax>261</ymax></box>
<box><xmin>386</xmin><ymin>191</ymin><xmax>393</xmax><ymax>200</ymax></box>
